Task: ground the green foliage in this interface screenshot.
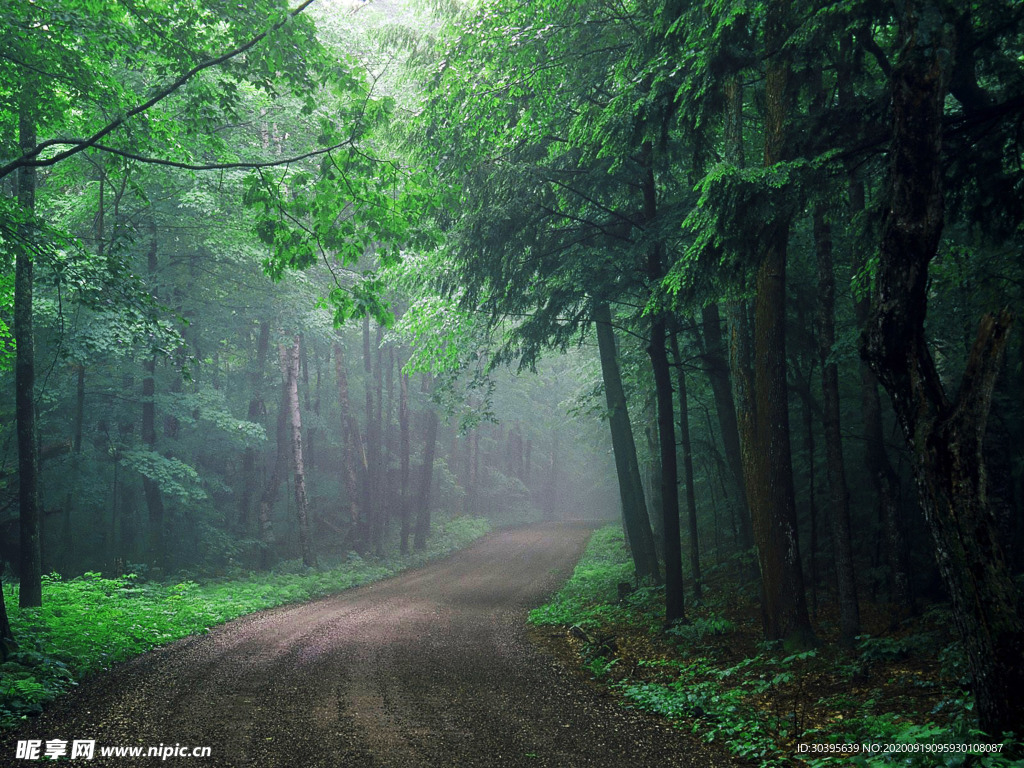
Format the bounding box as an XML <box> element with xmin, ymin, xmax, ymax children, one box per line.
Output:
<box><xmin>530</xmin><ymin>526</ymin><xmax>1023</xmax><ymax>767</ymax></box>
<box><xmin>527</xmin><ymin>526</ymin><xmax>634</xmax><ymax>629</ymax></box>
<box><xmin>0</xmin><ymin>517</ymin><xmax>490</xmax><ymax>729</ymax></box>
<box><xmin>120</xmin><ymin>450</ymin><xmax>206</xmax><ymax>502</ymax></box>
<box><xmin>666</xmin><ymin>614</ymin><xmax>735</xmax><ymax>644</ymax></box>
<box><xmin>157</xmin><ymin>388</ymin><xmax>266</xmax><ymax>447</ymax></box>
<box><xmin>621</xmin><ymin>663</ymin><xmax>788</xmax><ymax>765</ymax></box>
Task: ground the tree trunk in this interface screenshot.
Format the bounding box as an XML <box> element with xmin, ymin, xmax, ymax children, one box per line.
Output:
<box><xmin>813</xmin><ymin>206</ymin><xmax>860</xmax><ymax>645</ymax></box>
<box><xmin>728</xmin><ymin>299</ymin><xmax>761</xmax><ymax>590</ymax></box>
<box><xmin>862</xmin><ymin>2</ymin><xmax>1024</xmax><ymax>736</ymax></box>
<box><xmin>748</xmin><ymin>0</ymin><xmax>814</xmax><ymax>647</ymax></box>
<box><xmin>643</xmin><ymin>418</ymin><xmax>664</xmax><ymax>549</ymax></box>
<box><xmin>798</xmin><ymin>379</ymin><xmax>819</xmax><ymax>618</ymax></box>
<box><xmin>413</xmin><ymin>378</ymin><xmax>439</xmax><ymax>551</ymax></box>
<box><xmin>524</xmin><ymin>437</ymin><xmax>532</xmax><ymax>487</ymax></box>
<box><xmin>699</xmin><ymin>304</ymin><xmax>753</xmax><ymax>553</ymax></box>
<box><xmin>399</xmin><ymin>364</ymin><xmax>411</xmax><ymax>554</ymax></box>
<box><xmin>73</xmin><ymin>364</ymin><xmax>85</xmax><ymax>455</ymax></box>
<box><xmin>362</xmin><ymin>318</ymin><xmax>378</xmax><ymax>553</ymax></box>
<box><xmin>281</xmin><ymin>337</ymin><xmax>315</xmax><ymax>568</ymax></box>
<box><xmin>257</xmin><ymin>387</ymin><xmax>289</xmax><ymax>571</ymax></box>
<box><xmin>15</xmin><ymin>87</ymin><xmax>41</xmax><ymax>608</ymax></box>
<box><xmin>384</xmin><ymin>345</ymin><xmax>397</xmax><ymax>546</ymax></box>
<box><xmin>642</xmin><ymin>144</ymin><xmax>685</xmax><ymax>624</ymax></box>
<box><xmin>543</xmin><ymin>430</ymin><xmax>556</xmax><ymax>520</ymax></box>
<box><xmin>594</xmin><ymin>301</ymin><xmax>660</xmax><ymax>582</ymax></box>
<box><xmin>471</xmin><ymin>428</ymin><xmax>481</xmax><ymax>517</ymax></box>
<box><xmin>649</xmin><ymin>316</ymin><xmax>684</xmax><ymax>624</ymax></box>
<box><xmin>141</xmin><ymin>221</ymin><xmax>166</xmax><ymax>569</ymax></box>
<box><xmin>849</xmin><ymin>178</ymin><xmax>913</xmax><ymax>622</ymax></box>
<box><xmin>372</xmin><ymin>325</ymin><xmax>385</xmax><ymax>555</ymax></box>
<box><xmin>239</xmin><ymin>321</ymin><xmax>270</xmax><ymax>530</ymax></box>
<box><xmin>300</xmin><ymin>335</ymin><xmax>317</xmax><ymax>473</ymax></box>
<box><xmin>333</xmin><ymin>340</ymin><xmax>361</xmax><ymax>535</ymax></box>
<box><xmin>508</xmin><ymin>423</ymin><xmax>524</xmax><ymax>481</ymax></box>
<box><xmin>671</xmin><ymin>331</ymin><xmax>702</xmax><ymax>603</ymax></box>
<box><xmin>721</xmin><ymin>74</ymin><xmax>760</xmax><ymax>586</ymax></box>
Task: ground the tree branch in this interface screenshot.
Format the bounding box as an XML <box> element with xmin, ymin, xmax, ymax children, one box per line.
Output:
<box><xmin>0</xmin><ymin>0</ymin><xmax>320</xmax><ymax>181</ymax></box>
<box><xmin>63</xmin><ymin>139</ymin><xmax>353</xmax><ymax>172</ymax></box>
<box><xmin>950</xmin><ymin>309</ymin><xmax>1014</xmax><ymax>446</ymax></box>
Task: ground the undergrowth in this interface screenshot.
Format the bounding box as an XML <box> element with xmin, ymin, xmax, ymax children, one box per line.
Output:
<box><xmin>530</xmin><ymin>525</ymin><xmax>1024</xmax><ymax>768</ymax></box>
<box><xmin>1</xmin><ymin>516</ymin><xmax>490</xmax><ymax>729</ymax></box>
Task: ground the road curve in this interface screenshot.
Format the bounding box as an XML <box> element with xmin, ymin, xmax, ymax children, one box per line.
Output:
<box><xmin>3</xmin><ymin>523</ymin><xmax>737</xmax><ymax>767</ymax></box>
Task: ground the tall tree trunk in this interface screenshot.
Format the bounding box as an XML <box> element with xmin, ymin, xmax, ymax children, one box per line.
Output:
<box><xmin>372</xmin><ymin>326</ymin><xmax>385</xmax><ymax>555</ymax></box>
<box><xmin>384</xmin><ymin>345</ymin><xmax>397</xmax><ymax>546</ymax></box>
<box><xmin>849</xmin><ymin>178</ymin><xmax>913</xmax><ymax>622</ymax></box>
<box><xmin>649</xmin><ymin>316</ymin><xmax>684</xmax><ymax>623</ymax></box>
<box><xmin>300</xmin><ymin>335</ymin><xmax>315</xmax><ymax>472</ymax></box>
<box><xmin>62</xmin><ymin>362</ymin><xmax>86</xmax><ymax>566</ymax></box>
<box><xmin>141</xmin><ymin>221</ymin><xmax>166</xmax><ymax>569</ymax></box>
<box><xmin>748</xmin><ymin>0</ymin><xmax>814</xmax><ymax>646</ymax></box>
<box><xmin>594</xmin><ymin>300</ymin><xmax>660</xmax><ymax>583</ymax></box>
<box><xmin>862</xmin><ymin>2</ymin><xmax>1024</xmax><ymax>736</ymax></box>
<box><xmin>281</xmin><ymin>337</ymin><xmax>315</xmax><ymax>568</ymax></box>
<box><xmin>508</xmin><ymin>423</ymin><xmax>524</xmax><ymax>481</ymax></box>
<box><xmin>399</xmin><ymin>364</ymin><xmax>411</xmax><ymax>555</ymax></box>
<box><xmin>699</xmin><ymin>304</ymin><xmax>753</xmax><ymax>553</ymax></box>
<box><xmin>643</xmin><ymin>417</ymin><xmax>664</xmax><ymax>548</ymax></box>
<box><xmin>361</xmin><ymin>317</ymin><xmax>376</xmax><ymax>551</ymax></box>
<box><xmin>642</xmin><ymin>145</ymin><xmax>685</xmax><ymax>625</ymax></box>
<box><xmin>728</xmin><ymin>300</ymin><xmax>760</xmax><ymax>590</ymax></box>
<box><xmin>798</xmin><ymin>379</ymin><xmax>819</xmax><ymax>618</ymax></box>
<box><xmin>543</xmin><ymin>430</ymin><xmax>556</xmax><ymax>520</ymax></box>
<box><xmin>239</xmin><ymin>321</ymin><xmax>270</xmax><ymax>530</ymax></box>
<box><xmin>523</xmin><ymin>437</ymin><xmax>531</xmax><ymax>487</ymax></box>
<box><xmin>257</xmin><ymin>386</ymin><xmax>289</xmax><ymax>571</ymax></box>
<box><xmin>73</xmin><ymin>364</ymin><xmax>86</xmax><ymax>455</ymax></box>
<box><xmin>469</xmin><ymin>428</ymin><xmax>481</xmax><ymax>518</ymax></box>
<box><xmin>413</xmin><ymin>378</ymin><xmax>439</xmax><ymax>551</ymax></box>
<box><xmin>333</xmin><ymin>340</ymin><xmax>361</xmax><ymax>535</ymax></box>
<box><xmin>15</xmin><ymin>87</ymin><xmax>41</xmax><ymax>608</ymax></box>
<box><xmin>722</xmin><ymin>73</ymin><xmax>761</xmax><ymax>587</ymax></box>
<box><xmin>813</xmin><ymin>206</ymin><xmax>860</xmax><ymax>645</ymax></box>
<box><xmin>671</xmin><ymin>331</ymin><xmax>702</xmax><ymax>603</ymax></box>
<box><xmin>64</xmin><ymin>157</ymin><xmax>91</xmax><ymax>558</ymax></box>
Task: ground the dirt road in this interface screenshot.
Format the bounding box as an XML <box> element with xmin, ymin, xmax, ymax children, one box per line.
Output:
<box><xmin>2</xmin><ymin>523</ymin><xmax>737</xmax><ymax>766</ymax></box>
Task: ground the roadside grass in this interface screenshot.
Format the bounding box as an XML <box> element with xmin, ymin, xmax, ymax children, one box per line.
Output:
<box><xmin>1</xmin><ymin>516</ymin><xmax>491</xmax><ymax>728</ymax></box>
<box><xmin>529</xmin><ymin>525</ymin><xmax>1023</xmax><ymax>768</ymax></box>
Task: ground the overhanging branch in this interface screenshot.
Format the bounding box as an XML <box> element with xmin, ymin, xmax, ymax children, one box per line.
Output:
<box><xmin>0</xmin><ymin>0</ymin><xmax>320</xmax><ymax>181</ymax></box>
<box><xmin>67</xmin><ymin>139</ymin><xmax>353</xmax><ymax>172</ymax></box>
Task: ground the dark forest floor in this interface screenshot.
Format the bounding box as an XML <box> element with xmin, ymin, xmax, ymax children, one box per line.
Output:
<box><xmin>528</xmin><ymin>527</ymin><xmax>1021</xmax><ymax>767</ymax></box>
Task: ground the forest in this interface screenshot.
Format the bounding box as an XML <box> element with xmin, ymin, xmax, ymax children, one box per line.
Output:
<box><xmin>1</xmin><ymin>0</ymin><xmax>1023</xmax><ymax>765</ymax></box>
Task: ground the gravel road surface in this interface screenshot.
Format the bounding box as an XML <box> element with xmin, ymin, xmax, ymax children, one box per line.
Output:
<box><xmin>2</xmin><ymin>522</ymin><xmax>738</xmax><ymax>767</ymax></box>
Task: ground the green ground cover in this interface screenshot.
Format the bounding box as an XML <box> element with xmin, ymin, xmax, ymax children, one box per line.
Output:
<box><xmin>1</xmin><ymin>517</ymin><xmax>491</xmax><ymax>728</ymax></box>
<box><xmin>530</xmin><ymin>526</ymin><xmax>1023</xmax><ymax>768</ymax></box>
